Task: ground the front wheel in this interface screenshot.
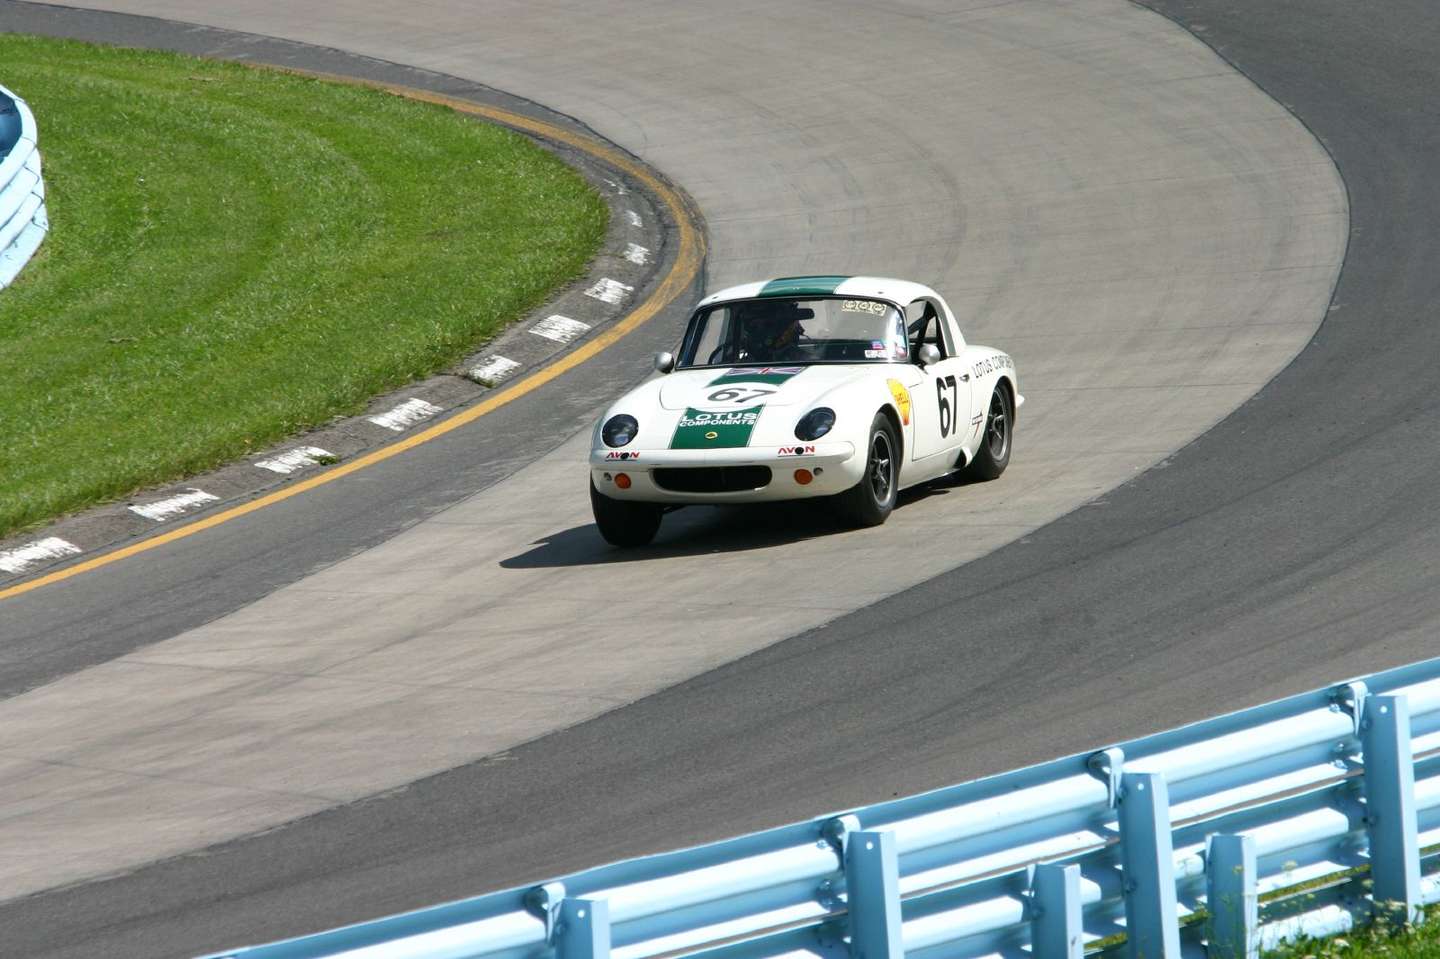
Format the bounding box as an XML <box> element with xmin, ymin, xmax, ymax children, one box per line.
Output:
<box><xmin>835</xmin><ymin>412</ymin><xmax>899</xmax><ymax>527</ymax></box>
<box><xmin>961</xmin><ymin>384</ymin><xmax>1012</xmax><ymax>481</ymax></box>
<box><xmin>590</xmin><ymin>480</ymin><xmax>662</xmax><ymax>547</ymax></box>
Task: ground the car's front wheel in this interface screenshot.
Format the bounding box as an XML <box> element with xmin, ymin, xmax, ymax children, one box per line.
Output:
<box><xmin>835</xmin><ymin>412</ymin><xmax>899</xmax><ymax>527</ymax></box>
<box><xmin>591</xmin><ymin>479</ymin><xmax>663</xmax><ymax>547</ymax></box>
<box><xmin>961</xmin><ymin>383</ymin><xmax>1013</xmax><ymax>481</ymax></box>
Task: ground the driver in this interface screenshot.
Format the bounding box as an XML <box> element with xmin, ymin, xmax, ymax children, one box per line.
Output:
<box><xmin>737</xmin><ymin>301</ymin><xmax>810</xmax><ymax>362</ymax></box>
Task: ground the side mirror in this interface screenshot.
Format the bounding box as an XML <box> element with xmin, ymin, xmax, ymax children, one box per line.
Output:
<box><xmin>917</xmin><ymin>344</ymin><xmax>942</xmax><ymax>368</ymax></box>
<box><xmin>653</xmin><ymin>351</ymin><xmax>676</xmax><ymax>374</ymax></box>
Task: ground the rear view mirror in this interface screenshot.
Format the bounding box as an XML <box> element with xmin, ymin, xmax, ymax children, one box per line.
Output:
<box><xmin>653</xmin><ymin>351</ymin><xmax>676</xmax><ymax>373</ymax></box>
<box><xmin>917</xmin><ymin>344</ymin><xmax>942</xmax><ymax>368</ymax></box>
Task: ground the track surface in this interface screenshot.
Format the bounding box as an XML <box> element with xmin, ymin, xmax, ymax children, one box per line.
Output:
<box><xmin>4</xmin><ymin>0</ymin><xmax>1428</xmax><ymax>955</ymax></box>
<box><xmin>0</xmin><ymin>0</ymin><xmax>1342</xmax><ymax>912</ymax></box>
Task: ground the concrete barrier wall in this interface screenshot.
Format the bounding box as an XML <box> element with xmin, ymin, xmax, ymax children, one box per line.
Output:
<box><xmin>0</xmin><ymin>83</ymin><xmax>47</xmax><ymax>289</ymax></box>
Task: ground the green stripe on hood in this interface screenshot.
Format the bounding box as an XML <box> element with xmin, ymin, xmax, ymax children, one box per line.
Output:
<box><xmin>757</xmin><ymin>275</ymin><xmax>850</xmax><ymax>298</ymax></box>
<box><xmin>670</xmin><ymin>406</ymin><xmax>762</xmax><ymax>449</ymax></box>
<box><xmin>708</xmin><ymin>366</ymin><xmax>806</xmax><ymax>386</ymax></box>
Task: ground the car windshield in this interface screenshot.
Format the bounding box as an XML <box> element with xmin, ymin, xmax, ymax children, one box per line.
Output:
<box><xmin>677</xmin><ymin>297</ymin><xmax>910</xmax><ymax>368</ymax></box>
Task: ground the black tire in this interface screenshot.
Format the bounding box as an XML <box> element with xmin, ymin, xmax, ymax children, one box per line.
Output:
<box><xmin>835</xmin><ymin>412</ymin><xmax>900</xmax><ymax>527</ymax></box>
<box><xmin>590</xmin><ymin>480</ymin><xmax>663</xmax><ymax>547</ymax></box>
<box><xmin>962</xmin><ymin>383</ymin><xmax>1013</xmax><ymax>481</ymax></box>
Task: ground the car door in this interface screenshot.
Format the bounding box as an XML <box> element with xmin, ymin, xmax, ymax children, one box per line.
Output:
<box><xmin>905</xmin><ymin>299</ymin><xmax>973</xmax><ymax>469</ymax></box>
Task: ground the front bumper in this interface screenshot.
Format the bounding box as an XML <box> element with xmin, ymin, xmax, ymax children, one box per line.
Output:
<box><xmin>590</xmin><ymin>441</ymin><xmax>860</xmax><ymax>503</ymax></box>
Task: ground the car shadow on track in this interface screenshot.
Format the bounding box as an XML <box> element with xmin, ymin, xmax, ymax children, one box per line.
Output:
<box><xmin>500</xmin><ymin>485</ymin><xmax>954</xmax><ymax>568</ymax></box>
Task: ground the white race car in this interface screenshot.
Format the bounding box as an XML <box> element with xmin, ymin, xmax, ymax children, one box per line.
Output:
<box><xmin>589</xmin><ymin>276</ymin><xmax>1022</xmax><ymax>546</ymax></box>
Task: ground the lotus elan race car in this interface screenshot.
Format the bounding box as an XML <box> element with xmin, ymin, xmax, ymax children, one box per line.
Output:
<box><xmin>590</xmin><ymin>276</ymin><xmax>1022</xmax><ymax>546</ymax></box>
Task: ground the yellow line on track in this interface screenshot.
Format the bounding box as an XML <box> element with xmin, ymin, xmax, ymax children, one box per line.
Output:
<box><xmin>0</xmin><ymin>71</ymin><xmax>705</xmax><ymax>602</ymax></box>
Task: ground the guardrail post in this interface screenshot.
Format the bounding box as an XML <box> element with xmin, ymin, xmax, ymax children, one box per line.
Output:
<box><xmin>1362</xmin><ymin>694</ymin><xmax>1421</xmax><ymax>924</ymax></box>
<box><xmin>558</xmin><ymin>897</ymin><xmax>611</xmax><ymax>959</ymax></box>
<box><xmin>846</xmin><ymin>829</ymin><xmax>903</xmax><ymax>959</ymax></box>
<box><xmin>1205</xmin><ymin>834</ymin><xmax>1257</xmax><ymax>959</ymax></box>
<box><xmin>1031</xmin><ymin>862</ymin><xmax>1084</xmax><ymax>959</ymax></box>
<box><xmin>1119</xmin><ymin>772</ymin><xmax>1181</xmax><ymax>959</ymax></box>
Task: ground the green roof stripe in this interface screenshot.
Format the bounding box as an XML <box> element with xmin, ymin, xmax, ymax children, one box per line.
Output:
<box><xmin>756</xmin><ymin>275</ymin><xmax>851</xmax><ymax>298</ymax></box>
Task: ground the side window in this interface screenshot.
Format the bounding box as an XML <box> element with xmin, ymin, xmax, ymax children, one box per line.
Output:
<box><xmin>684</xmin><ymin>305</ymin><xmax>736</xmax><ymax>366</ymax></box>
<box><xmin>905</xmin><ymin>301</ymin><xmax>926</xmax><ymax>355</ymax></box>
<box><xmin>906</xmin><ymin>299</ymin><xmax>946</xmax><ymax>359</ymax></box>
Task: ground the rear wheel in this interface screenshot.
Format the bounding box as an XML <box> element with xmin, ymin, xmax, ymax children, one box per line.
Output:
<box><xmin>961</xmin><ymin>384</ymin><xmax>1012</xmax><ymax>481</ymax></box>
<box><xmin>590</xmin><ymin>479</ymin><xmax>662</xmax><ymax>547</ymax></box>
<box><xmin>835</xmin><ymin>413</ymin><xmax>899</xmax><ymax>527</ymax></box>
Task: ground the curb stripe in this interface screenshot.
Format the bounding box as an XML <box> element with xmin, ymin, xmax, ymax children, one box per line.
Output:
<box><xmin>366</xmin><ymin>397</ymin><xmax>444</xmax><ymax>432</ymax></box>
<box><xmin>529</xmin><ymin>315</ymin><xmax>591</xmax><ymax>344</ymax></box>
<box><xmin>584</xmin><ymin>277</ymin><xmax>635</xmax><ymax>305</ymax></box>
<box><xmin>0</xmin><ymin>70</ymin><xmax>705</xmax><ymax>603</ymax></box>
<box><xmin>0</xmin><ymin>538</ymin><xmax>80</xmax><ymax>575</ymax></box>
<box><xmin>254</xmin><ymin>447</ymin><xmax>332</xmax><ymax>474</ymax></box>
<box><xmin>128</xmin><ymin>489</ymin><xmax>221</xmax><ymax>522</ymax></box>
<box><xmin>468</xmin><ymin>355</ymin><xmax>520</xmax><ymax>386</ymax></box>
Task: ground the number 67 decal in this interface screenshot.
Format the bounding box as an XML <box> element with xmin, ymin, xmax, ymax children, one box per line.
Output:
<box><xmin>707</xmin><ymin>387</ymin><xmax>775</xmax><ymax>404</ymax></box>
<box><xmin>936</xmin><ymin>375</ymin><xmax>958</xmax><ymax>438</ymax></box>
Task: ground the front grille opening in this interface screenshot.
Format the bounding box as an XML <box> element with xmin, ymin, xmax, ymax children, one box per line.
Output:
<box><xmin>653</xmin><ymin>466</ymin><xmax>772</xmax><ymax>493</ymax></box>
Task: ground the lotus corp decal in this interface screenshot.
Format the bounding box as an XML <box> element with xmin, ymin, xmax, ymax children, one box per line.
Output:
<box><xmin>709</xmin><ymin>366</ymin><xmax>805</xmax><ymax>386</ymax></box>
<box><xmin>671</xmin><ymin>407</ymin><xmax>762</xmax><ymax>449</ymax></box>
<box><xmin>887</xmin><ymin>379</ymin><xmax>912</xmax><ymax>425</ymax></box>
<box><xmin>972</xmin><ymin>354</ymin><xmax>1014</xmax><ymax>378</ymax></box>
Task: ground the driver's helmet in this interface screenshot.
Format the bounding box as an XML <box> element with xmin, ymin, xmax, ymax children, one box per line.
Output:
<box><xmin>740</xmin><ymin>300</ymin><xmax>809</xmax><ymax>356</ymax></box>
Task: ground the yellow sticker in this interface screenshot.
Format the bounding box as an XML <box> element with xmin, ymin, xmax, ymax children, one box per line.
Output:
<box><xmin>887</xmin><ymin>379</ymin><xmax>912</xmax><ymax>425</ymax></box>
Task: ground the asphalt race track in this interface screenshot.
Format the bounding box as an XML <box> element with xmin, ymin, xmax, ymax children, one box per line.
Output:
<box><xmin>1</xmin><ymin>0</ymin><xmax>1345</xmax><ymax>906</ymax></box>
<box><xmin>1</xmin><ymin>0</ymin><xmax>1436</xmax><ymax>956</ymax></box>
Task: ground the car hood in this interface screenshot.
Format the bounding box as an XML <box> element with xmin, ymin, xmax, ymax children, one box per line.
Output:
<box><xmin>657</xmin><ymin>365</ymin><xmax>875</xmax><ymax>411</ymax></box>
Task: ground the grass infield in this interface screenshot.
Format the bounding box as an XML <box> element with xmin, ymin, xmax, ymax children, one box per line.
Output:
<box><xmin>0</xmin><ymin>34</ymin><xmax>607</xmax><ymax>537</ymax></box>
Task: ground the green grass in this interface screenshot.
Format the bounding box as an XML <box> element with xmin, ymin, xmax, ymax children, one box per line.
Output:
<box><xmin>1265</xmin><ymin>903</ymin><xmax>1440</xmax><ymax>959</ymax></box>
<box><xmin>0</xmin><ymin>34</ymin><xmax>607</xmax><ymax>536</ymax></box>
<box><xmin>1088</xmin><ymin>867</ymin><xmax>1440</xmax><ymax>959</ymax></box>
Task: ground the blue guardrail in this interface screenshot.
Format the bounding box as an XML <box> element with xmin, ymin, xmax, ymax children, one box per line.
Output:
<box><xmin>207</xmin><ymin>656</ymin><xmax>1440</xmax><ymax>959</ymax></box>
<box><xmin>0</xmin><ymin>82</ymin><xmax>47</xmax><ymax>289</ymax></box>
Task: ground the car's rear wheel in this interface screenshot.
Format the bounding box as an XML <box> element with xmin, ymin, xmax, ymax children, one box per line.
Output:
<box><xmin>591</xmin><ymin>479</ymin><xmax>663</xmax><ymax>547</ymax></box>
<box><xmin>961</xmin><ymin>383</ymin><xmax>1012</xmax><ymax>481</ymax></box>
<box><xmin>835</xmin><ymin>412</ymin><xmax>899</xmax><ymax>527</ymax></box>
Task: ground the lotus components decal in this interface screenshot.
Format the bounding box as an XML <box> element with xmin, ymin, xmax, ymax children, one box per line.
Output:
<box><xmin>709</xmin><ymin>366</ymin><xmax>806</xmax><ymax>386</ymax></box>
<box><xmin>671</xmin><ymin>406</ymin><xmax>762</xmax><ymax>449</ymax></box>
<box><xmin>887</xmin><ymin>379</ymin><xmax>912</xmax><ymax>425</ymax></box>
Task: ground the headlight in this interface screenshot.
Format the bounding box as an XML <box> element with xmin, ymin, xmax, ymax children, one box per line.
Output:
<box><xmin>795</xmin><ymin>407</ymin><xmax>835</xmax><ymax>441</ymax></box>
<box><xmin>602</xmin><ymin>414</ymin><xmax>639</xmax><ymax>448</ymax></box>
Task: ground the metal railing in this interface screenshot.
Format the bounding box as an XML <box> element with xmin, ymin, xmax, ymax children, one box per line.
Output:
<box><xmin>207</xmin><ymin>655</ymin><xmax>1440</xmax><ymax>959</ymax></box>
<box><xmin>0</xmin><ymin>82</ymin><xmax>47</xmax><ymax>290</ymax></box>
